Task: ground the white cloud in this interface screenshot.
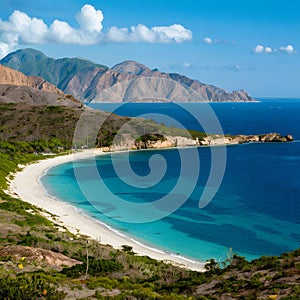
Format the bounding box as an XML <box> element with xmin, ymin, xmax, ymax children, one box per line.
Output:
<box><xmin>152</xmin><ymin>24</ymin><xmax>192</xmax><ymax>43</ymax></box>
<box><xmin>0</xmin><ymin>41</ymin><xmax>13</xmax><ymax>57</ymax></box>
<box><xmin>49</xmin><ymin>20</ymin><xmax>77</xmax><ymax>43</ymax></box>
<box><xmin>0</xmin><ymin>10</ymin><xmax>48</xmax><ymax>44</ymax></box>
<box><xmin>106</xmin><ymin>26</ymin><xmax>130</xmax><ymax>43</ymax></box>
<box><xmin>130</xmin><ymin>24</ymin><xmax>157</xmax><ymax>43</ymax></box>
<box><xmin>203</xmin><ymin>37</ymin><xmax>213</xmax><ymax>44</ymax></box>
<box><xmin>203</xmin><ymin>36</ymin><xmax>235</xmax><ymax>45</ymax></box>
<box><xmin>76</xmin><ymin>4</ymin><xmax>104</xmax><ymax>32</ymax></box>
<box><xmin>252</xmin><ymin>44</ymin><xmax>273</xmax><ymax>54</ymax></box>
<box><xmin>253</xmin><ymin>44</ymin><xmax>296</xmax><ymax>55</ymax></box>
<box><xmin>183</xmin><ymin>62</ymin><xmax>191</xmax><ymax>68</ymax></box>
<box><xmin>264</xmin><ymin>46</ymin><xmax>273</xmax><ymax>54</ymax></box>
<box><xmin>279</xmin><ymin>44</ymin><xmax>296</xmax><ymax>54</ymax></box>
<box><xmin>107</xmin><ymin>24</ymin><xmax>192</xmax><ymax>44</ymax></box>
<box><xmin>221</xmin><ymin>64</ymin><xmax>254</xmax><ymax>72</ymax></box>
<box><xmin>0</xmin><ymin>32</ymin><xmax>18</xmax><ymax>56</ymax></box>
<box><xmin>254</xmin><ymin>45</ymin><xmax>264</xmax><ymax>53</ymax></box>
<box><xmin>0</xmin><ymin>6</ymin><xmax>104</xmax><ymax>56</ymax></box>
<box><xmin>0</xmin><ymin>5</ymin><xmax>192</xmax><ymax>58</ymax></box>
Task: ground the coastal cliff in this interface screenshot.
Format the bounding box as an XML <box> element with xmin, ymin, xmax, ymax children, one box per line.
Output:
<box><xmin>199</xmin><ymin>132</ymin><xmax>294</xmax><ymax>146</ymax></box>
<box><xmin>104</xmin><ymin>132</ymin><xmax>294</xmax><ymax>152</ymax></box>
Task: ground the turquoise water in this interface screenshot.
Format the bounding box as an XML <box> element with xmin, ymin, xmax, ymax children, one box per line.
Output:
<box><xmin>41</xmin><ymin>100</ymin><xmax>300</xmax><ymax>263</ymax></box>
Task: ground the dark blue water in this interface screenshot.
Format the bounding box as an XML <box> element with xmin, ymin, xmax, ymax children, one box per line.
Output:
<box><xmin>42</xmin><ymin>100</ymin><xmax>300</xmax><ymax>263</ymax></box>
<box><xmin>89</xmin><ymin>100</ymin><xmax>300</xmax><ymax>139</ymax></box>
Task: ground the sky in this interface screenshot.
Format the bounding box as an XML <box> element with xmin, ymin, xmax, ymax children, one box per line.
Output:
<box><xmin>0</xmin><ymin>0</ymin><xmax>300</xmax><ymax>97</ymax></box>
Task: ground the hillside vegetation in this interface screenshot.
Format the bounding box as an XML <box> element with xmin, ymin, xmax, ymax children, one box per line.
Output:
<box><xmin>0</xmin><ymin>101</ymin><xmax>202</xmax><ymax>152</ymax></box>
<box><xmin>0</xmin><ymin>141</ymin><xmax>299</xmax><ymax>299</ymax></box>
<box><xmin>0</xmin><ymin>100</ymin><xmax>299</xmax><ymax>298</ymax></box>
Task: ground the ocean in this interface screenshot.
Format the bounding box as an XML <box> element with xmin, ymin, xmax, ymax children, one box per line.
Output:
<box><xmin>41</xmin><ymin>100</ymin><xmax>300</xmax><ymax>263</ymax></box>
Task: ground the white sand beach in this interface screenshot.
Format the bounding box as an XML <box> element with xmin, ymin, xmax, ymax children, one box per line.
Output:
<box><xmin>9</xmin><ymin>150</ymin><xmax>205</xmax><ymax>272</ymax></box>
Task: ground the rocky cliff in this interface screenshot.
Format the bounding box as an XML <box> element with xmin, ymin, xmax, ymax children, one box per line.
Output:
<box><xmin>1</xmin><ymin>49</ymin><xmax>255</xmax><ymax>103</ymax></box>
<box><xmin>0</xmin><ymin>65</ymin><xmax>83</xmax><ymax>108</ymax></box>
<box><xmin>0</xmin><ymin>65</ymin><xmax>64</xmax><ymax>96</ymax></box>
<box><xmin>200</xmin><ymin>133</ymin><xmax>294</xmax><ymax>146</ymax></box>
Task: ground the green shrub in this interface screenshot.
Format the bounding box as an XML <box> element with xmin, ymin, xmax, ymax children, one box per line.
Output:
<box><xmin>18</xmin><ymin>232</ymin><xmax>39</xmax><ymax>247</ymax></box>
<box><xmin>61</xmin><ymin>257</ymin><xmax>123</xmax><ymax>278</ymax></box>
<box><xmin>0</xmin><ymin>272</ymin><xmax>66</xmax><ymax>299</ymax></box>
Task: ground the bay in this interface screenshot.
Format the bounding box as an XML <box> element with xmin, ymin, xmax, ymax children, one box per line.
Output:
<box><xmin>41</xmin><ymin>100</ymin><xmax>300</xmax><ymax>263</ymax></box>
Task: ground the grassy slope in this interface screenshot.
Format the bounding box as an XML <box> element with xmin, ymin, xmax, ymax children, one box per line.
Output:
<box><xmin>0</xmin><ymin>103</ymin><xmax>299</xmax><ymax>299</ymax></box>
<box><xmin>0</xmin><ymin>148</ymin><xmax>299</xmax><ymax>299</ymax></box>
<box><xmin>0</xmin><ymin>103</ymin><xmax>201</xmax><ymax>150</ymax></box>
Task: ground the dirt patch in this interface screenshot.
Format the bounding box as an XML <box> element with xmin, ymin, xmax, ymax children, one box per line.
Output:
<box><xmin>0</xmin><ymin>245</ymin><xmax>82</xmax><ymax>268</ymax></box>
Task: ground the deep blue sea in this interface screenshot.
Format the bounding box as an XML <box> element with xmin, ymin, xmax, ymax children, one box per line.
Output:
<box><xmin>41</xmin><ymin>100</ymin><xmax>300</xmax><ymax>263</ymax></box>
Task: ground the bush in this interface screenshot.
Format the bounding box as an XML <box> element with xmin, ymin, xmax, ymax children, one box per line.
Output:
<box><xmin>61</xmin><ymin>257</ymin><xmax>123</xmax><ymax>278</ymax></box>
<box><xmin>0</xmin><ymin>272</ymin><xmax>66</xmax><ymax>299</ymax></box>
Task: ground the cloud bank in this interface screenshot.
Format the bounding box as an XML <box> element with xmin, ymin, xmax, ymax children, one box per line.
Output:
<box><xmin>107</xmin><ymin>24</ymin><xmax>192</xmax><ymax>44</ymax></box>
<box><xmin>252</xmin><ymin>44</ymin><xmax>296</xmax><ymax>55</ymax></box>
<box><xmin>0</xmin><ymin>4</ymin><xmax>192</xmax><ymax>57</ymax></box>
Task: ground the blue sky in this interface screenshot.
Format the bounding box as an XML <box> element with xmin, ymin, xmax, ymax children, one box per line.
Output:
<box><xmin>1</xmin><ymin>0</ymin><xmax>300</xmax><ymax>97</ymax></box>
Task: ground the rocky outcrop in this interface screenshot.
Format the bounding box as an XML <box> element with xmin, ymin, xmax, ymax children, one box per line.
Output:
<box><xmin>0</xmin><ymin>84</ymin><xmax>83</xmax><ymax>108</ymax></box>
<box><xmin>0</xmin><ymin>245</ymin><xmax>81</xmax><ymax>268</ymax></box>
<box><xmin>0</xmin><ymin>65</ymin><xmax>64</xmax><ymax>95</ymax></box>
<box><xmin>0</xmin><ymin>65</ymin><xmax>83</xmax><ymax>107</ymax></box>
<box><xmin>103</xmin><ymin>133</ymin><xmax>293</xmax><ymax>152</ymax></box>
<box><xmin>200</xmin><ymin>133</ymin><xmax>294</xmax><ymax>146</ymax></box>
<box><xmin>285</xmin><ymin>134</ymin><xmax>294</xmax><ymax>141</ymax></box>
<box><xmin>133</xmin><ymin>136</ymin><xmax>175</xmax><ymax>150</ymax></box>
<box><xmin>173</xmin><ymin>136</ymin><xmax>198</xmax><ymax>147</ymax></box>
<box><xmin>1</xmin><ymin>49</ymin><xmax>256</xmax><ymax>103</ymax></box>
<box><xmin>109</xmin><ymin>135</ymin><xmax>197</xmax><ymax>151</ymax></box>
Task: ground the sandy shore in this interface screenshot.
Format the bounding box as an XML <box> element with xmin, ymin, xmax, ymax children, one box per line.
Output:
<box><xmin>8</xmin><ymin>149</ymin><xmax>205</xmax><ymax>272</ymax></box>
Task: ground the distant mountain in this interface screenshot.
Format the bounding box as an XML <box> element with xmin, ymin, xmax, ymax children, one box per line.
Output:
<box><xmin>112</xmin><ymin>60</ymin><xmax>152</xmax><ymax>75</ymax></box>
<box><xmin>1</xmin><ymin>48</ymin><xmax>255</xmax><ymax>103</ymax></box>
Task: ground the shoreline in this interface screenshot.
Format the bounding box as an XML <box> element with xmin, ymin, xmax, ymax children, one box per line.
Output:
<box><xmin>8</xmin><ymin>149</ymin><xmax>206</xmax><ymax>272</ymax></box>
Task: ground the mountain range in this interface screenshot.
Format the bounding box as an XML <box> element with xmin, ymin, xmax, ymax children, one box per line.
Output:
<box><xmin>0</xmin><ymin>48</ymin><xmax>255</xmax><ymax>103</ymax></box>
